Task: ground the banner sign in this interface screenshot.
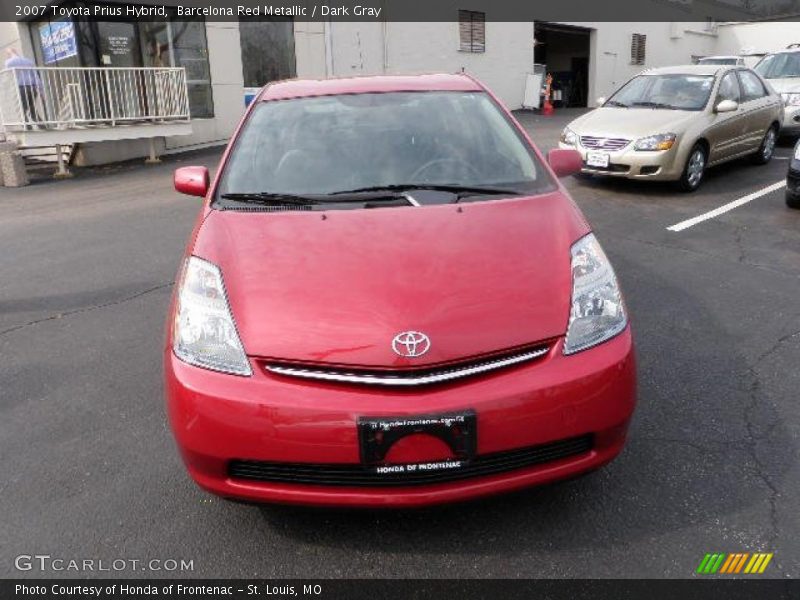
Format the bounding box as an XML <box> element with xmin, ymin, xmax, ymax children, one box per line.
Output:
<box><xmin>39</xmin><ymin>21</ymin><xmax>78</xmax><ymax>64</ymax></box>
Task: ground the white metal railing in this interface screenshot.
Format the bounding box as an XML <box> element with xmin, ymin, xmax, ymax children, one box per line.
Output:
<box><xmin>0</xmin><ymin>66</ymin><xmax>190</xmax><ymax>132</ymax></box>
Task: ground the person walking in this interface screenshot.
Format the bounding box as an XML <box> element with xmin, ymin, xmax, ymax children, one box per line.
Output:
<box><xmin>5</xmin><ymin>48</ymin><xmax>44</xmax><ymax>127</ymax></box>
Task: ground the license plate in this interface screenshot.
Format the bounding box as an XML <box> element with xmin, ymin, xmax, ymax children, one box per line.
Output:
<box><xmin>586</xmin><ymin>151</ymin><xmax>610</xmax><ymax>168</ymax></box>
<box><xmin>358</xmin><ymin>411</ymin><xmax>477</xmax><ymax>474</ymax></box>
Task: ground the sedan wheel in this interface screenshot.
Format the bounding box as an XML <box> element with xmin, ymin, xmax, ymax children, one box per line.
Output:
<box><xmin>752</xmin><ymin>126</ymin><xmax>777</xmax><ymax>165</ymax></box>
<box><xmin>679</xmin><ymin>145</ymin><xmax>706</xmax><ymax>192</ymax></box>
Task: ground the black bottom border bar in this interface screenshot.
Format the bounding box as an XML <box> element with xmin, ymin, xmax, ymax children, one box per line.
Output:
<box><xmin>4</xmin><ymin>579</ymin><xmax>799</xmax><ymax>600</ymax></box>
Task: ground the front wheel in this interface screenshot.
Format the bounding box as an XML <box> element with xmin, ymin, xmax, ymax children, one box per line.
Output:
<box><xmin>787</xmin><ymin>190</ymin><xmax>800</xmax><ymax>209</ymax></box>
<box><xmin>751</xmin><ymin>125</ymin><xmax>778</xmax><ymax>165</ymax></box>
<box><xmin>677</xmin><ymin>144</ymin><xmax>707</xmax><ymax>193</ymax></box>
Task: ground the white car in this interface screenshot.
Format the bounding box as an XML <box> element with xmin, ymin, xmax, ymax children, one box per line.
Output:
<box><xmin>754</xmin><ymin>46</ymin><xmax>800</xmax><ymax>135</ymax></box>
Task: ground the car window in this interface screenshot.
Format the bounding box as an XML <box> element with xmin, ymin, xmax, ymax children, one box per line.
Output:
<box><xmin>737</xmin><ymin>70</ymin><xmax>768</xmax><ymax>102</ymax></box>
<box><xmin>754</xmin><ymin>52</ymin><xmax>800</xmax><ymax>79</ymax></box>
<box><xmin>606</xmin><ymin>74</ymin><xmax>715</xmax><ymax>111</ymax></box>
<box><xmin>716</xmin><ymin>71</ymin><xmax>741</xmax><ymax>104</ymax></box>
<box><xmin>217</xmin><ymin>91</ymin><xmax>555</xmax><ymax>202</ymax></box>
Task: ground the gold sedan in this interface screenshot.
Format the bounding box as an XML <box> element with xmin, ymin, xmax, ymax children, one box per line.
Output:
<box><xmin>559</xmin><ymin>65</ymin><xmax>784</xmax><ymax>191</ymax></box>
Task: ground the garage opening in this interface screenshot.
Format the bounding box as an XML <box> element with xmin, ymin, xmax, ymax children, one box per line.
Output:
<box><xmin>534</xmin><ymin>23</ymin><xmax>591</xmax><ymax>108</ymax></box>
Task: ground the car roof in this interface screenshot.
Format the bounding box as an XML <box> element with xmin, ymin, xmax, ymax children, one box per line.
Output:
<box><xmin>642</xmin><ymin>64</ymin><xmax>731</xmax><ymax>76</ymax></box>
<box><xmin>259</xmin><ymin>73</ymin><xmax>483</xmax><ymax>101</ymax></box>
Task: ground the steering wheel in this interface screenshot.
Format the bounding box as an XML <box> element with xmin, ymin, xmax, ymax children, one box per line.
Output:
<box><xmin>409</xmin><ymin>158</ymin><xmax>482</xmax><ymax>182</ymax></box>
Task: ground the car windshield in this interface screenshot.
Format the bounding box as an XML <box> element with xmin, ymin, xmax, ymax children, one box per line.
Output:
<box><xmin>605</xmin><ymin>74</ymin><xmax>715</xmax><ymax>111</ymax></box>
<box><xmin>216</xmin><ymin>91</ymin><xmax>554</xmax><ymax>205</ymax></box>
<box><xmin>754</xmin><ymin>52</ymin><xmax>800</xmax><ymax>79</ymax></box>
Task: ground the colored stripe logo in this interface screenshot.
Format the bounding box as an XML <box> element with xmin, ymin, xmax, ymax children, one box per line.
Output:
<box><xmin>697</xmin><ymin>553</ymin><xmax>773</xmax><ymax>574</ymax></box>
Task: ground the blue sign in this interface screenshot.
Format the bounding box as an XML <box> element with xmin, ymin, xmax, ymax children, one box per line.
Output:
<box><xmin>39</xmin><ymin>21</ymin><xmax>78</xmax><ymax>65</ymax></box>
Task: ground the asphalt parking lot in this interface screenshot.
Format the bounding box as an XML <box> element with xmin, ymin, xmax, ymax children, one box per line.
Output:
<box><xmin>1</xmin><ymin>108</ymin><xmax>798</xmax><ymax>579</ymax></box>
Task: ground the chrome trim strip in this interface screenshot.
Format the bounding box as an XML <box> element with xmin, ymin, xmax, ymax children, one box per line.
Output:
<box><xmin>265</xmin><ymin>347</ymin><xmax>549</xmax><ymax>386</ymax></box>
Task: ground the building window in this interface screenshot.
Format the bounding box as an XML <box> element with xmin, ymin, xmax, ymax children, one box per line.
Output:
<box><xmin>239</xmin><ymin>18</ymin><xmax>296</xmax><ymax>88</ymax></box>
<box><xmin>139</xmin><ymin>20</ymin><xmax>213</xmax><ymax>118</ymax></box>
<box><xmin>630</xmin><ymin>33</ymin><xmax>646</xmax><ymax>65</ymax></box>
<box><xmin>458</xmin><ymin>10</ymin><xmax>485</xmax><ymax>53</ymax></box>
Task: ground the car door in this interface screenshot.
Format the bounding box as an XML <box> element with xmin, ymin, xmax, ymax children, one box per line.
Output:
<box><xmin>706</xmin><ymin>70</ymin><xmax>747</xmax><ymax>163</ymax></box>
<box><xmin>736</xmin><ymin>69</ymin><xmax>774</xmax><ymax>151</ymax></box>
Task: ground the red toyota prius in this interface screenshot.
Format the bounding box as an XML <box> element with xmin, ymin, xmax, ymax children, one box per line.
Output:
<box><xmin>165</xmin><ymin>74</ymin><xmax>636</xmax><ymax>508</ymax></box>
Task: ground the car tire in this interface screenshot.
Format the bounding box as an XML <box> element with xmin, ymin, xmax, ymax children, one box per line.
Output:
<box><xmin>751</xmin><ymin>125</ymin><xmax>778</xmax><ymax>165</ymax></box>
<box><xmin>787</xmin><ymin>190</ymin><xmax>800</xmax><ymax>209</ymax></box>
<box><xmin>677</xmin><ymin>144</ymin><xmax>707</xmax><ymax>193</ymax></box>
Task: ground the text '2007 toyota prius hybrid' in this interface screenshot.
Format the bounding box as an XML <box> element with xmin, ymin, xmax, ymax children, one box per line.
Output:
<box><xmin>165</xmin><ymin>74</ymin><xmax>637</xmax><ymax>508</ymax></box>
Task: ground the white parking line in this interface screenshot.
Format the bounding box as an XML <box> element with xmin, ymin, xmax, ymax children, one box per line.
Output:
<box><xmin>667</xmin><ymin>180</ymin><xmax>787</xmax><ymax>232</ymax></box>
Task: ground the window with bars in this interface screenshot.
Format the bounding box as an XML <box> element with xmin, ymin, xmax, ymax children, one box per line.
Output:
<box><xmin>459</xmin><ymin>10</ymin><xmax>485</xmax><ymax>53</ymax></box>
<box><xmin>630</xmin><ymin>33</ymin><xmax>646</xmax><ymax>65</ymax></box>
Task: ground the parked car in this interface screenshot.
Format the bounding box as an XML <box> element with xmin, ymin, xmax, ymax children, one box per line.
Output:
<box><xmin>165</xmin><ymin>74</ymin><xmax>637</xmax><ymax>508</ymax></box>
<box><xmin>559</xmin><ymin>65</ymin><xmax>784</xmax><ymax>191</ymax></box>
<box><xmin>788</xmin><ymin>139</ymin><xmax>800</xmax><ymax>209</ymax></box>
<box><xmin>754</xmin><ymin>45</ymin><xmax>800</xmax><ymax>136</ymax></box>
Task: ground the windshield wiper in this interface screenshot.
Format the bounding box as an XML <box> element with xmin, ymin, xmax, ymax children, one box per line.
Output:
<box><xmin>220</xmin><ymin>192</ymin><xmax>321</xmax><ymax>206</ymax></box>
<box><xmin>605</xmin><ymin>100</ymin><xmax>629</xmax><ymax>108</ymax></box>
<box><xmin>219</xmin><ymin>190</ymin><xmax>412</xmax><ymax>207</ymax></box>
<box><xmin>330</xmin><ymin>184</ymin><xmax>521</xmax><ymax>202</ymax></box>
<box><xmin>630</xmin><ymin>101</ymin><xmax>679</xmax><ymax>110</ymax></box>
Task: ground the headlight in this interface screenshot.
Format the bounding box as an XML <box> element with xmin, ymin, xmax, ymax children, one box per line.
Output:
<box><xmin>781</xmin><ymin>93</ymin><xmax>800</xmax><ymax>107</ymax></box>
<box><xmin>795</xmin><ymin>143</ymin><xmax>800</xmax><ymax>161</ymax></box>
<box><xmin>560</xmin><ymin>127</ymin><xmax>578</xmax><ymax>146</ymax></box>
<box><xmin>563</xmin><ymin>234</ymin><xmax>627</xmax><ymax>355</ymax></box>
<box><xmin>173</xmin><ymin>256</ymin><xmax>251</xmax><ymax>376</ymax></box>
<box><xmin>634</xmin><ymin>133</ymin><xmax>677</xmax><ymax>151</ymax></box>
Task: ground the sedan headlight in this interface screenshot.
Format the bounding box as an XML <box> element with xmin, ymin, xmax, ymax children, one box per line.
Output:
<box><xmin>795</xmin><ymin>142</ymin><xmax>800</xmax><ymax>161</ymax></box>
<box><xmin>634</xmin><ymin>133</ymin><xmax>677</xmax><ymax>151</ymax></box>
<box><xmin>781</xmin><ymin>93</ymin><xmax>800</xmax><ymax>107</ymax></box>
<box><xmin>173</xmin><ymin>256</ymin><xmax>251</xmax><ymax>376</ymax></box>
<box><xmin>563</xmin><ymin>234</ymin><xmax>627</xmax><ymax>355</ymax></box>
<box><xmin>560</xmin><ymin>127</ymin><xmax>578</xmax><ymax>146</ymax></box>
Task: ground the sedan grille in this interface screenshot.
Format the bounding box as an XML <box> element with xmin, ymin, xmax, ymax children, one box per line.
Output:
<box><xmin>228</xmin><ymin>434</ymin><xmax>594</xmax><ymax>487</ymax></box>
<box><xmin>580</xmin><ymin>136</ymin><xmax>631</xmax><ymax>151</ymax></box>
<box><xmin>264</xmin><ymin>344</ymin><xmax>550</xmax><ymax>387</ymax></box>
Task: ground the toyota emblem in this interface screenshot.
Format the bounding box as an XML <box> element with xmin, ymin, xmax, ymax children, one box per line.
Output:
<box><xmin>391</xmin><ymin>331</ymin><xmax>431</xmax><ymax>358</ymax></box>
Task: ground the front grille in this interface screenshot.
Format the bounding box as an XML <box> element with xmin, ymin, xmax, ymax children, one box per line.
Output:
<box><xmin>580</xmin><ymin>136</ymin><xmax>631</xmax><ymax>151</ymax></box>
<box><xmin>264</xmin><ymin>344</ymin><xmax>550</xmax><ymax>387</ymax></box>
<box><xmin>228</xmin><ymin>434</ymin><xmax>593</xmax><ymax>487</ymax></box>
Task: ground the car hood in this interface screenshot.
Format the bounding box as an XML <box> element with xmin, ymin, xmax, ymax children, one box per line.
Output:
<box><xmin>568</xmin><ymin>107</ymin><xmax>698</xmax><ymax>139</ymax></box>
<box><xmin>764</xmin><ymin>78</ymin><xmax>800</xmax><ymax>94</ymax></box>
<box><xmin>193</xmin><ymin>192</ymin><xmax>589</xmax><ymax>368</ymax></box>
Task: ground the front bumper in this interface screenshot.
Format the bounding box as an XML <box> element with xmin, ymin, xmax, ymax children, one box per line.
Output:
<box><xmin>165</xmin><ymin>330</ymin><xmax>636</xmax><ymax>508</ymax></box>
<box><xmin>558</xmin><ymin>141</ymin><xmax>684</xmax><ymax>181</ymax></box>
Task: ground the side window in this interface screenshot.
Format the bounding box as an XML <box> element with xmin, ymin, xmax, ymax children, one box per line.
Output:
<box><xmin>716</xmin><ymin>71</ymin><xmax>741</xmax><ymax>104</ymax></box>
<box><xmin>738</xmin><ymin>70</ymin><xmax>768</xmax><ymax>102</ymax></box>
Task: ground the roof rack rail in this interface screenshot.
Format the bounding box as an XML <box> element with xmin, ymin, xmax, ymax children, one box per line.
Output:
<box><xmin>787</xmin><ymin>43</ymin><xmax>800</xmax><ymax>49</ymax></box>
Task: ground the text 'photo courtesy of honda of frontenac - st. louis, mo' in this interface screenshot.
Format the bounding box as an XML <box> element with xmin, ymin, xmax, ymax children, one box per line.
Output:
<box><xmin>164</xmin><ymin>74</ymin><xmax>637</xmax><ymax>508</ymax></box>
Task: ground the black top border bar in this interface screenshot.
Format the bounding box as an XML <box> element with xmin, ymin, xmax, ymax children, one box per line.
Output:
<box><xmin>5</xmin><ymin>0</ymin><xmax>800</xmax><ymax>22</ymax></box>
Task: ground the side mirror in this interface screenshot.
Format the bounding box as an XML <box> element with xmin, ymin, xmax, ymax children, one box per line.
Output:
<box><xmin>174</xmin><ymin>166</ymin><xmax>209</xmax><ymax>197</ymax></box>
<box><xmin>548</xmin><ymin>149</ymin><xmax>583</xmax><ymax>178</ymax></box>
<box><xmin>596</xmin><ymin>97</ymin><xmax>606</xmax><ymax>106</ymax></box>
<box><xmin>714</xmin><ymin>99</ymin><xmax>739</xmax><ymax>113</ymax></box>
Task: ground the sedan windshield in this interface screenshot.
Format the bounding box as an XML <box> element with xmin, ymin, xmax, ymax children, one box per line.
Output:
<box><xmin>755</xmin><ymin>52</ymin><xmax>800</xmax><ymax>79</ymax></box>
<box><xmin>605</xmin><ymin>74</ymin><xmax>715</xmax><ymax>111</ymax></box>
<box><xmin>217</xmin><ymin>91</ymin><xmax>553</xmax><ymax>206</ymax></box>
